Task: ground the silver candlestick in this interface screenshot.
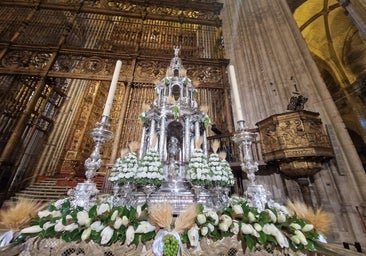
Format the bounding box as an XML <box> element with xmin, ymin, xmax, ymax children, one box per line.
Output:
<box><xmin>232</xmin><ymin>120</ymin><xmax>268</xmax><ymax>211</ymax></box>
<box><xmin>68</xmin><ymin>115</ymin><xmax>114</xmax><ymax>209</ymax></box>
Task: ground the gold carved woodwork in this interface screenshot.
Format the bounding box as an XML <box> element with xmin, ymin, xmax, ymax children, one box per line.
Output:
<box><xmin>256</xmin><ymin>111</ymin><xmax>333</xmax><ymax>178</ymax></box>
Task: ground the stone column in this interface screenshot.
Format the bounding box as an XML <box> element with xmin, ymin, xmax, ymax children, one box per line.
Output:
<box><xmin>221</xmin><ymin>0</ymin><xmax>366</xmax><ymax>244</ymax></box>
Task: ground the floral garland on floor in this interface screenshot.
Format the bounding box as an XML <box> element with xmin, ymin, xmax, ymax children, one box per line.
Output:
<box><xmin>14</xmin><ymin>195</ymin><xmax>327</xmax><ymax>255</ymax></box>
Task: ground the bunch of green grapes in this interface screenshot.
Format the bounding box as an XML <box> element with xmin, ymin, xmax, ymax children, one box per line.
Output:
<box><xmin>162</xmin><ymin>234</ymin><xmax>179</xmax><ymax>256</ymax></box>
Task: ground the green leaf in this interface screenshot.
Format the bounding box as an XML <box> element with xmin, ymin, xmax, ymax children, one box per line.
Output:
<box><xmin>257</xmin><ymin>232</ymin><xmax>267</xmax><ymax>244</ymax></box>
<box><xmin>305</xmin><ymin>240</ymin><xmax>318</xmax><ymax>252</ymax></box>
<box><xmin>266</xmin><ymin>234</ymin><xmax>278</xmax><ymax>245</ymax></box>
<box><xmin>89</xmin><ymin>205</ymin><xmax>97</xmax><ymax>219</ymax></box>
<box><xmin>141</xmin><ymin>231</ymin><xmax>155</xmax><ymax>244</ymax></box>
<box><xmin>90</xmin><ymin>230</ymin><xmax>101</xmax><ymax>243</ymax></box>
<box><xmin>61</xmin><ymin>229</ymin><xmax>81</xmax><ymax>243</ymax></box>
<box><xmin>243</xmin><ymin>235</ymin><xmax>255</xmax><ymax>251</ymax></box>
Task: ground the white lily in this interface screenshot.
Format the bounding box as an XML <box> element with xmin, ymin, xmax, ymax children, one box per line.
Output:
<box><xmin>197</xmin><ymin>214</ymin><xmax>206</xmax><ymax>224</ymax></box>
<box><xmin>135</xmin><ymin>221</ymin><xmax>156</xmax><ymax>233</ymax></box>
<box><xmin>20</xmin><ymin>225</ymin><xmax>42</xmax><ymax>234</ymax></box>
<box><xmin>126</xmin><ymin>226</ymin><xmax>135</xmax><ymax>245</ymax></box>
<box><xmin>187</xmin><ymin>224</ymin><xmax>199</xmax><ymax>247</ymax></box>
<box><xmin>90</xmin><ymin>221</ymin><xmax>104</xmax><ymax>232</ymax></box>
<box><xmin>302</xmin><ymin>224</ymin><xmax>314</xmax><ymax>232</ymax></box>
<box><xmin>97</xmin><ymin>203</ymin><xmax>110</xmax><ymax>215</ymax></box>
<box><xmin>101</xmin><ymin>226</ymin><xmax>114</xmax><ymax>245</ymax></box>
<box><xmin>77</xmin><ymin>210</ymin><xmax>91</xmax><ymax>226</ymax></box>
<box><xmin>81</xmin><ymin>227</ymin><xmax>91</xmax><ymax>241</ymax></box>
<box><xmin>233</xmin><ymin>205</ymin><xmax>243</xmax><ymax>215</ymax></box>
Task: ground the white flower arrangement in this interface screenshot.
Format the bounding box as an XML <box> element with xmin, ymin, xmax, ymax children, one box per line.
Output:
<box><xmin>135</xmin><ymin>150</ymin><xmax>164</xmax><ymax>186</ymax></box>
<box><xmin>108</xmin><ymin>152</ymin><xmax>138</xmax><ymax>185</ymax></box>
<box><xmin>208</xmin><ymin>152</ymin><xmax>234</xmax><ymax>188</ymax></box>
<box><xmin>186</xmin><ymin>148</ymin><xmax>213</xmax><ymax>187</ymax></box>
<box><xmin>16</xmin><ymin>196</ymin><xmax>329</xmax><ymax>254</ymax></box>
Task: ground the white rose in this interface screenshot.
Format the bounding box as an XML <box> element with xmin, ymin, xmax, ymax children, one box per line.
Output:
<box><xmin>77</xmin><ymin>210</ymin><xmax>91</xmax><ymax>226</ymax></box>
<box><xmin>197</xmin><ymin>214</ymin><xmax>206</xmax><ymax>224</ymax></box>
<box><xmin>233</xmin><ymin>205</ymin><xmax>243</xmax><ymax>215</ymax></box>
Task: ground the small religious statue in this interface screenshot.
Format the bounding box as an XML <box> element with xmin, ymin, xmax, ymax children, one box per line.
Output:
<box><xmin>287</xmin><ymin>94</ymin><xmax>308</xmax><ymax>111</ymax></box>
<box><xmin>167</xmin><ymin>136</ymin><xmax>180</xmax><ymax>181</ymax></box>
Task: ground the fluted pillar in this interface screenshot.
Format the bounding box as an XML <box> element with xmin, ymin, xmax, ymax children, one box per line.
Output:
<box><xmin>221</xmin><ymin>0</ymin><xmax>366</xmax><ymax>245</ymax></box>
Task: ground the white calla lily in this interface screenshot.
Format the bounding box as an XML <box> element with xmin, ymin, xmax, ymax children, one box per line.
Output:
<box><xmin>254</xmin><ymin>223</ymin><xmax>262</xmax><ymax>232</ymax></box>
<box><xmin>135</xmin><ymin>221</ymin><xmax>156</xmax><ymax>233</ymax></box>
<box><xmin>265</xmin><ymin>209</ymin><xmax>277</xmax><ymax>223</ymax></box>
<box><xmin>81</xmin><ymin>227</ymin><xmax>91</xmax><ymax>241</ymax></box>
<box><xmin>97</xmin><ymin>203</ymin><xmax>110</xmax><ymax>215</ymax></box>
<box><xmin>121</xmin><ymin>216</ymin><xmax>129</xmax><ymax>226</ymax></box>
<box><xmin>101</xmin><ymin>226</ymin><xmax>114</xmax><ymax>245</ymax></box>
<box><xmin>230</xmin><ymin>221</ymin><xmax>240</xmax><ymax>235</ymax></box>
<box><xmin>126</xmin><ymin>226</ymin><xmax>135</xmax><ymax>245</ymax></box>
<box><xmin>290</xmin><ymin>223</ymin><xmax>301</xmax><ymax>230</ymax></box>
<box><xmin>54</xmin><ymin>221</ymin><xmax>65</xmax><ymax>232</ymax></box>
<box><xmin>248</xmin><ymin>212</ymin><xmax>256</xmax><ymax>223</ymax></box>
<box><xmin>241</xmin><ymin>223</ymin><xmax>253</xmax><ymax>235</ymax></box>
<box><xmin>38</xmin><ymin>210</ymin><xmax>51</xmax><ymax>218</ymax></box>
<box><xmin>207</xmin><ymin>223</ymin><xmax>214</xmax><ymax>232</ymax></box>
<box><xmin>90</xmin><ymin>221</ymin><xmax>104</xmax><ymax>232</ymax></box>
<box><xmin>64</xmin><ymin>223</ymin><xmax>78</xmax><ymax>232</ymax></box>
<box><xmin>111</xmin><ymin>210</ymin><xmax>118</xmax><ymax>221</ymax></box>
<box><xmin>42</xmin><ymin>221</ymin><xmax>55</xmax><ymax>230</ymax></box>
<box><xmin>20</xmin><ymin>225</ymin><xmax>42</xmax><ymax>234</ymax></box>
<box><xmin>302</xmin><ymin>224</ymin><xmax>314</xmax><ymax>232</ymax></box>
<box><xmin>114</xmin><ymin>217</ymin><xmax>123</xmax><ymax>229</ymax></box>
<box><xmin>290</xmin><ymin>235</ymin><xmax>301</xmax><ymax>244</ymax></box>
<box><xmin>294</xmin><ymin>230</ymin><xmax>308</xmax><ymax>245</ymax></box>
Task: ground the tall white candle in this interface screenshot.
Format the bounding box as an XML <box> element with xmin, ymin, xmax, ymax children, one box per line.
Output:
<box><xmin>103</xmin><ymin>60</ymin><xmax>122</xmax><ymax>117</ymax></box>
<box><xmin>228</xmin><ymin>65</ymin><xmax>244</xmax><ymax>121</ymax></box>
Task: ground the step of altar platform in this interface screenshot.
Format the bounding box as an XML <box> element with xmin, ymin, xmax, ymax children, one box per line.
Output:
<box><xmin>2</xmin><ymin>176</ymin><xmax>105</xmax><ymax>208</ymax></box>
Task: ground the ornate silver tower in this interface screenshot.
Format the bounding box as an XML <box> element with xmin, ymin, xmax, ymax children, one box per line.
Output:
<box><xmin>139</xmin><ymin>47</ymin><xmax>209</xmax><ymax>213</ymax></box>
